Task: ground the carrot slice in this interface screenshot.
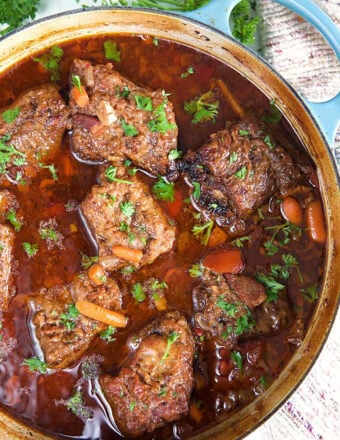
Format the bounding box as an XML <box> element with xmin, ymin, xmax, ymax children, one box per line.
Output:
<box><xmin>111</xmin><ymin>245</ymin><xmax>143</xmax><ymax>264</ymax></box>
<box><xmin>208</xmin><ymin>226</ymin><xmax>228</xmax><ymax>247</ymax></box>
<box><xmin>154</xmin><ymin>296</ymin><xmax>168</xmax><ymax>312</ymax></box>
<box><xmin>281</xmin><ymin>196</ymin><xmax>303</xmax><ymax>225</ymax></box>
<box><xmin>203</xmin><ymin>249</ymin><xmax>244</xmax><ymax>274</ymax></box>
<box><xmin>76</xmin><ymin>300</ymin><xmax>128</xmax><ymax>328</ymax></box>
<box><xmin>306</xmin><ymin>200</ymin><xmax>326</xmax><ymax>244</ymax></box>
<box><xmin>189</xmin><ymin>402</ymin><xmax>203</xmax><ymax>423</ymax></box>
<box><xmin>70</xmin><ymin>85</ymin><xmax>89</xmax><ymax>108</ymax></box>
<box><xmin>87</xmin><ymin>263</ymin><xmax>106</xmax><ymax>286</ymax></box>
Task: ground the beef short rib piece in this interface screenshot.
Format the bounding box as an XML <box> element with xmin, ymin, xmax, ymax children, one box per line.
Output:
<box><xmin>99</xmin><ymin>311</ymin><xmax>195</xmax><ymax>436</ymax></box>
<box><xmin>192</xmin><ymin>269</ymin><xmax>290</xmax><ymax>347</ymax></box>
<box><xmin>69</xmin><ymin>59</ymin><xmax>178</xmax><ymax>175</ymax></box>
<box><xmin>0</xmin><ymin>189</ymin><xmax>18</xmax><ymax>312</ymax></box>
<box><xmin>81</xmin><ymin>167</ymin><xmax>176</xmax><ymax>272</ymax></box>
<box><xmin>32</xmin><ymin>273</ymin><xmax>123</xmax><ymax>369</ymax></box>
<box><xmin>0</xmin><ymin>84</ymin><xmax>70</xmax><ymax>182</ymax></box>
<box><xmin>179</xmin><ymin>117</ymin><xmax>302</xmax><ymax>235</ymax></box>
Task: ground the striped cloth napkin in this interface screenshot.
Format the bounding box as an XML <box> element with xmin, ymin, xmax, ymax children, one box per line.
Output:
<box><xmin>247</xmin><ymin>1</ymin><xmax>340</xmax><ymax>439</ymax></box>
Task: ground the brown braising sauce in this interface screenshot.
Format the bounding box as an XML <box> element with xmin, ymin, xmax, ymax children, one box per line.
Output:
<box><xmin>0</xmin><ymin>35</ymin><xmax>325</xmax><ymax>439</ymax></box>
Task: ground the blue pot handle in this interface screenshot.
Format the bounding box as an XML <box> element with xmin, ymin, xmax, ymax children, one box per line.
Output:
<box><xmin>182</xmin><ymin>0</ymin><xmax>340</xmax><ymax>147</ymax></box>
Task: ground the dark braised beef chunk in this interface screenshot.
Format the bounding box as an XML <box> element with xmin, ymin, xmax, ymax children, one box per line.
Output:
<box><xmin>99</xmin><ymin>311</ymin><xmax>195</xmax><ymax>437</ymax></box>
<box><xmin>0</xmin><ymin>84</ymin><xmax>70</xmax><ymax>182</ymax></box>
<box><xmin>32</xmin><ymin>273</ymin><xmax>123</xmax><ymax>369</ymax></box>
<box><xmin>179</xmin><ymin>117</ymin><xmax>302</xmax><ymax>235</ymax></box>
<box><xmin>81</xmin><ymin>167</ymin><xmax>176</xmax><ymax>272</ymax></box>
<box><xmin>69</xmin><ymin>59</ymin><xmax>178</xmax><ymax>175</ymax></box>
<box><xmin>192</xmin><ymin>270</ymin><xmax>291</xmax><ymax>347</ymax></box>
<box><xmin>0</xmin><ymin>190</ymin><xmax>18</xmax><ymax>312</ymax></box>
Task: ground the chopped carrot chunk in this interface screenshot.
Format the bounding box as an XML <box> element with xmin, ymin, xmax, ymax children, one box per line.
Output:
<box><xmin>111</xmin><ymin>245</ymin><xmax>143</xmax><ymax>264</ymax></box>
<box><xmin>203</xmin><ymin>248</ymin><xmax>244</xmax><ymax>274</ymax></box>
<box><xmin>306</xmin><ymin>200</ymin><xmax>326</xmax><ymax>243</ymax></box>
<box><xmin>76</xmin><ymin>300</ymin><xmax>128</xmax><ymax>328</ymax></box>
<box><xmin>281</xmin><ymin>196</ymin><xmax>303</xmax><ymax>225</ymax></box>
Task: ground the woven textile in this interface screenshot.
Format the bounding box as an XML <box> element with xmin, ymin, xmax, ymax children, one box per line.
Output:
<box><xmin>247</xmin><ymin>1</ymin><xmax>340</xmax><ymax>439</ymax></box>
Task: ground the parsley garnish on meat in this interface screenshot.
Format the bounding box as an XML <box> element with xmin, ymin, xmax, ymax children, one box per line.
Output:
<box><xmin>22</xmin><ymin>242</ymin><xmax>38</xmax><ymax>257</ymax></box>
<box><xmin>0</xmin><ymin>0</ymin><xmax>41</xmax><ymax>35</ymax></box>
<box><xmin>121</xmin><ymin>118</ymin><xmax>139</xmax><ymax>137</ymax></box>
<box><xmin>33</xmin><ymin>45</ymin><xmax>64</xmax><ymax>82</ymax></box>
<box><xmin>255</xmin><ymin>273</ymin><xmax>284</xmax><ymax>302</ymax></box>
<box><xmin>161</xmin><ymin>331</ymin><xmax>180</xmax><ymax>363</ymax></box>
<box><xmin>23</xmin><ymin>357</ymin><xmax>48</xmax><ymax>374</ymax></box>
<box><xmin>2</xmin><ymin>107</ymin><xmax>20</xmax><ymax>124</ymax></box>
<box><xmin>148</xmin><ymin>100</ymin><xmax>176</xmax><ymax>133</ymax></box>
<box><xmin>229</xmin><ymin>151</ymin><xmax>238</xmax><ymax>164</ymax></box>
<box><xmin>184</xmin><ymin>90</ymin><xmax>219</xmax><ymax>124</ymax></box>
<box><xmin>234</xmin><ymin>166</ymin><xmax>248</xmax><ymax>180</ymax></box>
<box><xmin>265</xmin><ymin>221</ymin><xmax>302</xmax><ymax>246</ymax></box>
<box><xmin>105</xmin><ymin>165</ymin><xmax>133</xmax><ymax>185</ymax></box>
<box><xmin>59</xmin><ymin>304</ymin><xmax>80</xmax><ymax>331</ymax></box>
<box><xmin>6</xmin><ymin>209</ymin><xmax>23</xmax><ymax>232</ymax></box>
<box><xmin>152</xmin><ymin>176</ymin><xmax>175</xmax><ymax>202</ymax></box>
<box><xmin>104</xmin><ymin>40</ymin><xmax>121</xmax><ymax>61</ymax></box>
<box><xmin>131</xmin><ymin>282</ymin><xmax>146</xmax><ymax>302</ymax></box>
<box><xmin>231</xmin><ymin>0</ymin><xmax>259</xmax><ymax>45</ymax></box>
<box><xmin>134</xmin><ymin>95</ymin><xmax>153</xmax><ymax>111</ymax></box>
<box><xmin>216</xmin><ymin>298</ymin><xmax>239</xmax><ymax>317</ymax></box>
<box><xmin>192</xmin><ymin>220</ymin><xmax>214</xmax><ymax>246</ymax></box>
<box><xmin>0</xmin><ymin>136</ymin><xmax>26</xmax><ymax>175</ymax></box>
<box><xmin>168</xmin><ymin>148</ymin><xmax>182</xmax><ymax>160</ymax></box>
<box><xmin>120</xmin><ymin>200</ymin><xmax>135</xmax><ymax>218</ymax></box>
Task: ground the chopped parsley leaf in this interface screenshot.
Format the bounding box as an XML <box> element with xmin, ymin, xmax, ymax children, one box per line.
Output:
<box><xmin>234</xmin><ymin>166</ymin><xmax>247</xmax><ymax>180</ymax></box>
<box><xmin>6</xmin><ymin>209</ymin><xmax>23</xmax><ymax>231</ymax></box>
<box><xmin>80</xmin><ymin>253</ymin><xmax>99</xmax><ymax>269</ymax></box>
<box><xmin>181</xmin><ymin>66</ymin><xmax>195</xmax><ymax>78</ymax></box>
<box><xmin>232</xmin><ymin>235</ymin><xmax>250</xmax><ymax>248</ymax></box>
<box><xmin>216</xmin><ymin>298</ymin><xmax>239</xmax><ymax>317</ymax></box>
<box><xmin>121</xmin><ymin>118</ymin><xmax>138</xmax><ymax>137</ymax></box>
<box><xmin>192</xmin><ymin>220</ymin><xmax>214</xmax><ymax>246</ymax></box>
<box><xmin>0</xmin><ymin>137</ymin><xmax>26</xmax><ymax>175</ymax></box>
<box><xmin>100</xmin><ymin>325</ymin><xmax>116</xmax><ymax>342</ymax></box>
<box><xmin>192</xmin><ymin>181</ymin><xmax>201</xmax><ymax>200</ymax></box>
<box><xmin>120</xmin><ymin>200</ymin><xmax>135</xmax><ymax>218</ymax></box>
<box><xmin>231</xmin><ymin>351</ymin><xmax>243</xmax><ymax>369</ymax></box>
<box><xmin>161</xmin><ymin>331</ymin><xmax>180</xmax><ymax>363</ymax></box>
<box><xmin>184</xmin><ymin>90</ymin><xmax>219</xmax><ymax>124</ymax></box>
<box><xmin>71</xmin><ymin>74</ymin><xmax>82</xmax><ymax>91</ymax></box>
<box><xmin>229</xmin><ymin>151</ymin><xmax>238</xmax><ymax>164</ymax></box>
<box><xmin>131</xmin><ymin>282</ymin><xmax>146</xmax><ymax>302</ymax></box>
<box><xmin>168</xmin><ymin>148</ymin><xmax>183</xmax><ymax>160</ymax></box>
<box><xmin>59</xmin><ymin>304</ymin><xmax>79</xmax><ymax>331</ymax></box>
<box><xmin>104</xmin><ymin>40</ymin><xmax>121</xmax><ymax>61</ymax></box>
<box><xmin>2</xmin><ymin>107</ymin><xmax>20</xmax><ymax>124</ymax></box>
<box><xmin>23</xmin><ymin>357</ymin><xmax>48</xmax><ymax>374</ymax></box>
<box><xmin>22</xmin><ymin>242</ymin><xmax>38</xmax><ymax>257</ymax></box>
<box><xmin>105</xmin><ymin>165</ymin><xmax>133</xmax><ymax>185</ymax></box>
<box><xmin>33</xmin><ymin>45</ymin><xmax>64</xmax><ymax>82</ymax></box>
<box><xmin>255</xmin><ymin>273</ymin><xmax>285</xmax><ymax>302</ymax></box>
<box><xmin>134</xmin><ymin>95</ymin><xmax>153</xmax><ymax>111</ymax></box>
<box><xmin>148</xmin><ymin>100</ymin><xmax>176</xmax><ymax>133</ymax></box>
<box><xmin>188</xmin><ymin>263</ymin><xmax>203</xmax><ymax>278</ymax></box>
<box><xmin>231</xmin><ymin>0</ymin><xmax>259</xmax><ymax>45</ymax></box>
<box><xmin>152</xmin><ymin>176</ymin><xmax>175</xmax><ymax>202</ymax></box>
<box><xmin>301</xmin><ymin>283</ymin><xmax>319</xmax><ymax>303</ymax></box>
<box><xmin>264</xmin><ymin>134</ymin><xmax>275</xmax><ymax>149</ymax></box>
<box><xmin>262</xmin><ymin>99</ymin><xmax>282</xmax><ymax>124</ymax></box>
<box><xmin>65</xmin><ymin>390</ymin><xmax>93</xmax><ymax>420</ymax></box>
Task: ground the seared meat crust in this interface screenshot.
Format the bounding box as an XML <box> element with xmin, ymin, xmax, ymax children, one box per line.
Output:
<box><xmin>81</xmin><ymin>167</ymin><xmax>176</xmax><ymax>272</ymax></box>
<box><xmin>0</xmin><ymin>84</ymin><xmax>70</xmax><ymax>182</ymax></box>
<box><xmin>99</xmin><ymin>311</ymin><xmax>195</xmax><ymax>436</ymax></box>
<box><xmin>192</xmin><ymin>269</ymin><xmax>290</xmax><ymax>347</ymax></box>
<box><xmin>70</xmin><ymin>59</ymin><xmax>178</xmax><ymax>175</ymax></box>
<box><xmin>179</xmin><ymin>118</ymin><xmax>302</xmax><ymax>235</ymax></box>
<box><xmin>33</xmin><ymin>273</ymin><xmax>123</xmax><ymax>369</ymax></box>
